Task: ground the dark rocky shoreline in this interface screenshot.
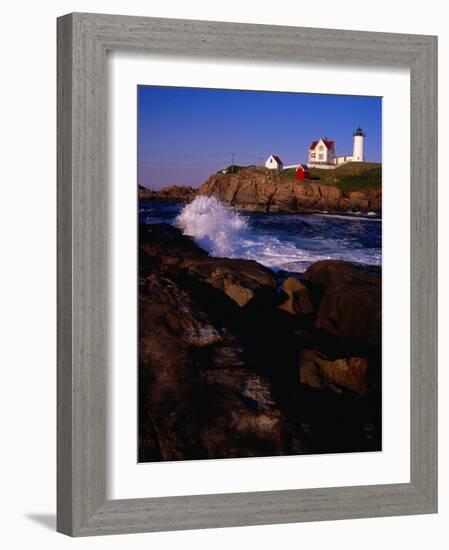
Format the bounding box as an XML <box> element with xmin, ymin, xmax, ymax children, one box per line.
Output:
<box><xmin>139</xmin><ymin>184</ymin><xmax>197</xmax><ymax>203</ymax></box>
<box><xmin>139</xmin><ymin>223</ymin><xmax>381</xmax><ymax>462</ymax></box>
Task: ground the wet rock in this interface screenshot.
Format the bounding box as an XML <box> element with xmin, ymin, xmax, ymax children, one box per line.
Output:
<box><xmin>304</xmin><ymin>260</ymin><xmax>381</xmax><ymax>349</ymax></box>
<box><xmin>139</xmin><ymin>184</ymin><xmax>196</xmax><ymax>202</ymax></box>
<box><xmin>299</xmin><ymin>349</ymin><xmax>368</xmax><ymax>396</ymax></box>
<box><xmin>278</xmin><ymin>277</ymin><xmax>314</xmax><ymax>316</ymax></box>
<box><xmin>365</xmin><ymin>189</ymin><xmax>382</xmax><ymax>212</ymax></box>
<box><xmin>182</xmin><ymin>257</ymin><xmax>277</xmax><ymax>307</ymax></box>
<box><xmin>138</xmin><ymin>223</ymin><xmax>381</xmax><ymax>460</ymax></box>
<box><xmin>139</xmin><ymin>223</ymin><xmax>207</xmax><ymax>267</ymax></box>
<box><xmin>139</xmin><ymin>261</ymin><xmax>304</xmax><ymax>462</ymax></box>
<box><xmin>140</xmin><ymin>223</ymin><xmax>277</xmax><ymax>308</ymax></box>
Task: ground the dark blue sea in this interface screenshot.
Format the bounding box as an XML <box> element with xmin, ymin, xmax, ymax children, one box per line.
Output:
<box><xmin>139</xmin><ymin>196</ymin><xmax>381</xmax><ymax>274</ymax></box>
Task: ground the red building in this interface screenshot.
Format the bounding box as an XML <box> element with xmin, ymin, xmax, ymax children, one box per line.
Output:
<box><xmin>295</xmin><ymin>164</ymin><xmax>311</xmax><ymax>180</ymax></box>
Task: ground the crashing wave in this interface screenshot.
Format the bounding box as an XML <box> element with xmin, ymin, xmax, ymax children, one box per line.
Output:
<box><xmin>174</xmin><ymin>196</ymin><xmax>381</xmax><ymax>272</ymax></box>
<box><xmin>175</xmin><ymin>196</ymin><xmax>247</xmax><ymax>257</ymax></box>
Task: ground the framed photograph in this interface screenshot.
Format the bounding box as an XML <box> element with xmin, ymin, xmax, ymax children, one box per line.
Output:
<box><xmin>57</xmin><ymin>13</ymin><xmax>437</xmax><ymax>536</ymax></box>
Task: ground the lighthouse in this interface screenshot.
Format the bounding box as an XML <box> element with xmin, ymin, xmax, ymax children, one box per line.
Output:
<box><xmin>352</xmin><ymin>127</ymin><xmax>365</xmax><ymax>162</ymax></box>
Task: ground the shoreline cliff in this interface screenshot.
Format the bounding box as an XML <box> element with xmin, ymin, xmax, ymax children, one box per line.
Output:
<box><xmin>140</xmin><ymin>163</ymin><xmax>382</xmax><ymax>214</ymax></box>
<box><xmin>198</xmin><ymin>168</ymin><xmax>381</xmax><ymax>214</ymax></box>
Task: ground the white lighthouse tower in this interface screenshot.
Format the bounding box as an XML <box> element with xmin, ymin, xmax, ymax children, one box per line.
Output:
<box><xmin>352</xmin><ymin>127</ymin><xmax>365</xmax><ymax>162</ymax></box>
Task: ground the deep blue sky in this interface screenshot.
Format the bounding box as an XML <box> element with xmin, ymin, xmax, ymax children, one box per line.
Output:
<box><xmin>138</xmin><ymin>86</ymin><xmax>382</xmax><ymax>189</ymax></box>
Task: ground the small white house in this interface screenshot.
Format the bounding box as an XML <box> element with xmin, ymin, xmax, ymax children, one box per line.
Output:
<box><xmin>265</xmin><ymin>155</ymin><xmax>283</xmax><ymax>171</ymax></box>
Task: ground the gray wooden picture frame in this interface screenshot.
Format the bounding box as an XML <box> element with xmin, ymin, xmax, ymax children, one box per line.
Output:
<box><xmin>57</xmin><ymin>12</ymin><xmax>438</xmax><ymax>537</ymax></box>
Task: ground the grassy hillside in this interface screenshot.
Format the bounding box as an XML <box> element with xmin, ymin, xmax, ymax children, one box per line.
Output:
<box><xmin>281</xmin><ymin>162</ymin><xmax>381</xmax><ymax>193</ymax></box>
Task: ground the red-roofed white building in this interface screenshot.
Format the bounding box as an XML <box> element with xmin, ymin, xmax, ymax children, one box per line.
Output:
<box><xmin>308</xmin><ymin>138</ymin><xmax>336</xmax><ymax>167</ymax></box>
<box><xmin>308</xmin><ymin>129</ymin><xmax>366</xmax><ymax>169</ymax></box>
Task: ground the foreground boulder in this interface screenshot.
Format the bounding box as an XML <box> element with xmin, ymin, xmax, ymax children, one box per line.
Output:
<box><xmin>140</xmin><ymin>223</ymin><xmax>207</xmax><ymax>265</ymax></box>
<box><xmin>299</xmin><ymin>349</ymin><xmax>368</xmax><ymax>396</ymax></box>
<box><xmin>140</xmin><ymin>224</ymin><xmax>277</xmax><ymax>307</ymax></box>
<box><xmin>278</xmin><ymin>277</ymin><xmax>315</xmax><ymax>316</ymax></box>
<box><xmin>304</xmin><ymin>260</ymin><xmax>381</xmax><ymax>349</ymax></box>
<box><xmin>182</xmin><ymin>257</ymin><xmax>276</xmax><ymax>307</ymax></box>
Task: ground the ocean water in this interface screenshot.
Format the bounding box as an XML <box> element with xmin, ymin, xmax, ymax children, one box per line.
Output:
<box><xmin>139</xmin><ymin>196</ymin><xmax>381</xmax><ymax>273</ymax></box>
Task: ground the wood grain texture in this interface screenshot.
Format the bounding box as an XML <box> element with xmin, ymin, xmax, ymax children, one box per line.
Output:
<box><xmin>57</xmin><ymin>13</ymin><xmax>74</xmax><ymax>536</ymax></box>
<box><xmin>57</xmin><ymin>12</ymin><xmax>438</xmax><ymax>536</ymax></box>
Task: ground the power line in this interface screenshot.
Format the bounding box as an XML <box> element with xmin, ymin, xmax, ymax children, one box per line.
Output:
<box><xmin>140</xmin><ymin>162</ymin><xmax>223</xmax><ymax>167</ymax></box>
<box><xmin>141</xmin><ymin>166</ymin><xmax>225</xmax><ymax>171</ymax></box>
<box><xmin>140</xmin><ymin>152</ymin><xmax>230</xmax><ymax>158</ymax></box>
<box><xmin>139</xmin><ymin>151</ymin><xmax>272</xmax><ymax>174</ymax></box>
<box><xmin>140</xmin><ymin>151</ymin><xmax>267</xmax><ymax>161</ymax></box>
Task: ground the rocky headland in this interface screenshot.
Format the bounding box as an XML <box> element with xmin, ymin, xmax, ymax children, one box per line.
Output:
<box><xmin>139</xmin><ymin>223</ymin><xmax>382</xmax><ymax>462</ymax></box>
<box><xmin>197</xmin><ymin>166</ymin><xmax>381</xmax><ymax>214</ymax></box>
<box><xmin>141</xmin><ymin>163</ymin><xmax>381</xmax><ymax>214</ymax></box>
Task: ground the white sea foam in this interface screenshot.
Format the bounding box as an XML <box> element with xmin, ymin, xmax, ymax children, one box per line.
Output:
<box><xmin>175</xmin><ymin>196</ymin><xmax>248</xmax><ymax>257</ymax></box>
<box><xmin>174</xmin><ymin>196</ymin><xmax>381</xmax><ymax>272</ymax></box>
